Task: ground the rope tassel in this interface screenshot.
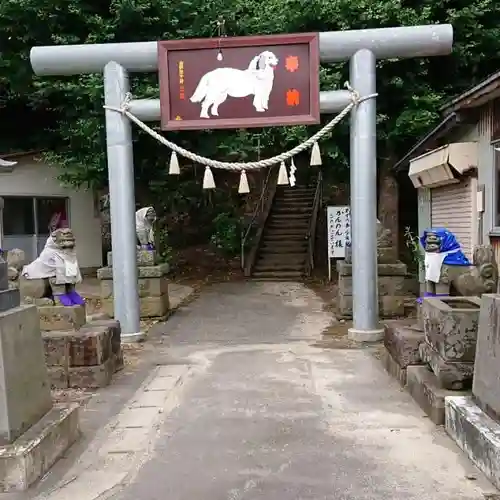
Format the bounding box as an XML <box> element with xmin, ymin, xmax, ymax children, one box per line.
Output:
<box><xmin>289</xmin><ymin>172</ymin><xmax>296</xmax><ymax>187</ymax></box>
<box><xmin>290</xmin><ymin>158</ymin><xmax>297</xmax><ymax>174</ymax></box>
<box><xmin>203</xmin><ymin>166</ymin><xmax>216</xmax><ymax>189</ymax></box>
<box><xmin>310</xmin><ymin>142</ymin><xmax>322</xmax><ymax>166</ymax></box>
<box><xmin>169</xmin><ymin>151</ymin><xmax>180</xmax><ymax>175</ymax></box>
<box><xmin>238</xmin><ymin>170</ymin><xmax>250</xmax><ymax>194</ymax></box>
<box><xmin>277</xmin><ymin>161</ymin><xmax>289</xmax><ymax>185</ymax></box>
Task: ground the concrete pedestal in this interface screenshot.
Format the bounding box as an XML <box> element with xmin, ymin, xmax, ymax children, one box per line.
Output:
<box><xmin>382</xmin><ymin>321</ymin><xmax>424</xmax><ymax>386</ymax></box>
<box><xmin>98</xmin><ymin>262</ymin><xmax>170</xmax><ymax>319</ymax></box>
<box><xmin>420</xmin><ymin>296</ymin><xmax>480</xmax><ymax>390</ymax></box>
<box><xmin>39</xmin><ymin>305</ymin><xmax>123</xmax><ymax>389</ymax></box>
<box><xmin>0</xmin><ymin>257</ymin><xmax>80</xmax><ymax>491</ymax></box>
<box><xmin>444</xmin><ymin>295</ymin><xmax>500</xmax><ymax>490</ymax></box>
<box><xmin>337</xmin><ymin>261</ymin><xmax>407</xmax><ymax>318</ymax></box>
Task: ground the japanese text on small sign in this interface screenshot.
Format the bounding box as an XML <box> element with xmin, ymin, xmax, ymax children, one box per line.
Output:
<box><xmin>178</xmin><ymin>60</ymin><xmax>185</xmax><ymax>100</ymax></box>
<box><xmin>327</xmin><ymin>206</ymin><xmax>351</xmax><ymax>259</ymax></box>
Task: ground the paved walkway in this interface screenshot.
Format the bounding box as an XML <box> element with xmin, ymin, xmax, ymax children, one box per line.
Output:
<box><xmin>35</xmin><ymin>282</ymin><xmax>495</xmax><ymax>500</ymax></box>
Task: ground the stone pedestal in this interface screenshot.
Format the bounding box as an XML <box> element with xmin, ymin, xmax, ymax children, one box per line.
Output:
<box><xmin>98</xmin><ymin>250</ymin><xmax>170</xmax><ymax>319</ymax></box>
<box><xmin>444</xmin><ymin>294</ymin><xmax>500</xmax><ymax>490</ymax></box>
<box><xmin>420</xmin><ymin>296</ymin><xmax>480</xmax><ymax>390</ymax></box>
<box><xmin>337</xmin><ymin>261</ymin><xmax>407</xmax><ymax>318</ymax></box>
<box><xmin>39</xmin><ymin>304</ymin><xmax>123</xmax><ymax>389</ymax></box>
<box><xmin>382</xmin><ymin>321</ymin><xmax>424</xmax><ymax>386</ymax></box>
<box><xmin>0</xmin><ymin>256</ymin><xmax>79</xmax><ymax>491</ymax></box>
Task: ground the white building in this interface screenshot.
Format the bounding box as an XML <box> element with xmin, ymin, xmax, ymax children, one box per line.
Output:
<box><xmin>0</xmin><ymin>152</ymin><xmax>103</xmax><ymax>273</ymax></box>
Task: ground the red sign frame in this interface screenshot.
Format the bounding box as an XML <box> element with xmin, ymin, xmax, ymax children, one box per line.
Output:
<box><xmin>158</xmin><ymin>33</ymin><xmax>320</xmax><ymax>131</ymax></box>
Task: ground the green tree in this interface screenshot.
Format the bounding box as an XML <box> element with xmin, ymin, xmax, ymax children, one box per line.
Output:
<box><xmin>1</xmin><ymin>0</ymin><xmax>500</xmax><ymax>202</ymax></box>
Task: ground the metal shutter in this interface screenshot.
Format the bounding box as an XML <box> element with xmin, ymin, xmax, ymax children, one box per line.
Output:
<box><xmin>431</xmin><ymin>179</ymin><xmax>474</xmax><ymax>259</ymax></box>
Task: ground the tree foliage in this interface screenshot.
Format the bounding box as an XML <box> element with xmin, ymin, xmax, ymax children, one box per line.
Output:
<box><xmin>1</xmin><ymin>0</ymin><xmax>500</xmax><ymax>220</ymax></box>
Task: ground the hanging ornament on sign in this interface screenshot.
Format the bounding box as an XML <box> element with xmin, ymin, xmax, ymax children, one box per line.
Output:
<box><xmin>215</xmin><ymin>16</ymin><xmax>226</xmax><ymax>61</ymax></box>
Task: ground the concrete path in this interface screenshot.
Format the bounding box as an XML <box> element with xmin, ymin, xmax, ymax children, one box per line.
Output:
<box><xmin>38</xmin><ymin>282</ymin><xmax>495</xmax><ymax>500</ymax></box>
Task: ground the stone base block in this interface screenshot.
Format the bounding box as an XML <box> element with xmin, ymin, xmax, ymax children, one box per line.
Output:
<box><xmin>68</xmin><ymin>356</ymin><xmax>116</xmax><ymax>388</ymax></box>
<box><xmin>445</xmin><ymin>396</ymin><xmax>500</xmax><ymax>490</ymax></box>
<box><xmin>0</xmin><ymin>288</ymin><xmax>20</xmax><ymax>313</ymax></box>
<box><xmin>407</xmin><ymin>365</ymin><xmax>469</xmax><ymax>425</ymax></box>
<box><xmin>381</xmin><ymin>348</ymin><xmax>407</xmax><ymax>386</ymax></box>
<box><xmin>337</xmin><ymin>293</ymin><xmax>405</xmax><ymax>319</ymax></box>
<box><xmin>384</xmin><ymin>322</ymin><xmax>424</xmax><ymax>369</ymax></box>
<box><xmin>100</xmin><ymin>275</ymin><xmax>168</xmax><ymax>299</ymax></box>
<box><xmin>97</xmin><ymin>263</ymin><xmax>169</xmax><ymax>280</ymax></box>
<box><xmin>337</xmin><ymin>261</ymin><xmax>407</xmax><ymax>277</ymax></box>
<box><xmin>42</xmin><ymin>318</ymin><xmax>122</xmax><ymax>389</ymax></box>
<box><xmin>0</xmin><ymin>403</ymin><xmax>80</xmax><ymax>492</ymax></box>
<box><xmin>419</xmin><ymin>342</ymin><xmax>474</xmax><ymax>390</ymax></box>
<box><xmin>108</xmin><ymin>249</ymin><xmax>158</xmax><ymax>267</ymax></box>
<box><xmin>39</xmin><ymin>305</ymin><xmax>86</xmax><ymax>332</ymax></box>
<box><xmin>102</xmin><ymin>293</ymin><xmax>169</xmax><ymax>319</ymax></box>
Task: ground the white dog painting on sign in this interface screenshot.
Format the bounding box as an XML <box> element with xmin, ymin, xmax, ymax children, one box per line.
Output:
<box><xmin>189</xmin><ymin>50</ymin><xmax>279</xmax><ymax>119</ymax></box>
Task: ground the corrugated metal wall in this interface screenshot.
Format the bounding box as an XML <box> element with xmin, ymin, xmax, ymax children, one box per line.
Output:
<box><xmin>431</xmin><ymin>179</ymin><xmax>474</xmax><ymax>258</ymax></box>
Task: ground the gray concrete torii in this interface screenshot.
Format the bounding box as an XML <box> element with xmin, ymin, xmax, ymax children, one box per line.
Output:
<box><xmin>30</xmin><ymin>25</ymin><xmax>453</xmax><ymax>342</ymax></box>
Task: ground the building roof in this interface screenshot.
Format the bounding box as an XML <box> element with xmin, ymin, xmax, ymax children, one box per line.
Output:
<box><xmin>393</xmin><ymin>112</ymin><xmax>460</xmax><ymax>171</ymax></box>
<box><xmin>440</xmin><ymin>69</ymin><xmax>500</xmax><ymax>114</ymax></box>
<box><xmin>395</xmin><ymin>69</ymin><xmax>500</xmax><ymax>171</ymax></box>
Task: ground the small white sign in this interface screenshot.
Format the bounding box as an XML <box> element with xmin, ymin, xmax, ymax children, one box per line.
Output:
<box><xmin>327</xmin><ymin>206</ymin><xmax>351</xmax><ymax>259</ymax></box>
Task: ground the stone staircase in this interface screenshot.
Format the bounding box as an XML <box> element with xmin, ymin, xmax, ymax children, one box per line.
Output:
<box><xmin>252</xmin><ymin>184</ymin><xmax>316</xmax><ymax>280</ymax></box>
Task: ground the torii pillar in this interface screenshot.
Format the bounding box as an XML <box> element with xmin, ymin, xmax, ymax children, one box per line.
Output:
<box><xmin>30</xmin><ymin>25</ymin><xmax>453</xmax><ymax>342</ymax></box>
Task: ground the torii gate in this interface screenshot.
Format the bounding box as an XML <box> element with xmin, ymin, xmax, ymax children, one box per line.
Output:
<box><xmin>30</xmin><ymin>25</ymin><xmax>453</xmax><ymax>342</ymax></box>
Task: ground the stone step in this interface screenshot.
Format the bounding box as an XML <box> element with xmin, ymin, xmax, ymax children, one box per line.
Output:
<box><xmin>269</xmin><ymin>213</ymin><xmax>310</xmax><ymax>220</ymax></box>
<box><xmin>267</xmin><ymin>223</ymin><xmax>309</xmax><ymax>230</ymax></box>
<box><xmin>258</xmin><ymin>254</ymin><xmax>306</xmax><ymax>264</ymax></box>
<box><xmin>254</xmin><ymin>263</ymin><xmax>305</xmax><ymax>272</ymax></box>
<box><xmin>260</xmin><ymin>244</ymin><xmax>307</xmax><ymax>253</ymax></box>
<box><xmin>263</xmin><ymin>233</ymin><xmax>307</xmax><ymax>241</ymax></box>
<box><xmin>274</xmin><ymin>207</ymin><xmax>312</xmax><ymax>214</ymax></box>
<box><xmin>274</xmin><ymin>202</ymin><xmax>313</xmax><ymax>209</ymax></box>
<box><xmin>252</xmin><ymin>270</ymin><xmax>304</xmax><ymax>280</ymax></box>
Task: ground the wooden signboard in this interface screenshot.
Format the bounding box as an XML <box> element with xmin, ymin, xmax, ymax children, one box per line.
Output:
<box><xmin>158</xmin><ymin>33</ymin><xmax>320</xmax><ymax>131</ymax></box>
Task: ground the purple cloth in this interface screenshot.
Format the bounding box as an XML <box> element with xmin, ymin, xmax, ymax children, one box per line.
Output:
<box><xmin>67</xmin><ymin>290</ymin><xmax>85</xmax><ymax>306</ymax></box>
<box><xmin>55</xmin><ymin>293</ymin><xmax>73</xmax><ymax>306</ymax></box>
<box><xmin>416</xmin><ymin>292</ymin><xmax>449</xmax><ymax>304</ymax></box>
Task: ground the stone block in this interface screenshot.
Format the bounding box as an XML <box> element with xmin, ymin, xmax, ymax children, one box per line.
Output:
<box><xmin>42</xmin><ymin>331</ymin><xmax>69</xmax><ymax>367</ymax></box>
<box><xmin>97</xmin><ymin>263</ymin><xmax>169</xmax><ymax>281</ymax></box>
<box><xmin>68</xmin><ymin>357</ymin><xmax>115</xmax><ymax>388</ymax></box>
<box><xmin>422</xmin><ymin>296</ymin><xmax>481</xmax><ymax>363</ymax></box>
<box><xmin>337</xmin><ymin>261</ymin><xmax>407</xmax><ymax>277</ymax></box>
<box><xmin>445</xmin><ymin>396</ymin><xmax>500</xmax><ymax>491</ymax></box>
<box><xmin>100</xmin><ymin>275</ymin><xmax>169</xmax><ymax>299</ymax></box>
<box><xmin>338</xmin><ymin>275</ymin><xmax>406</xmax><ymax>297</ymax></box>
<box><xmin>380</xmin><ymin>296</ymin><xmax>405</xmax><ymax>317</ymax></box>
<box><xmin>406</xmin><ymin>365</ymin><xmax>469</xmax><ymax>425</ymax></box>
<box><xmin>337</xmin><ymin>293</ymin><xmax>404</xmax><ymax>319</ymax></box>
<box><xmin>377</xmin><ymin>246</ymin><xmax>397</xmax><ymax>264</ymax></box>
<box><xmin>0</xmin><ymin>404</ymin><xmax>80</xmax><ymax>492</ymax></box>
<box><xmin>19</xmin><ymin>277</ymin><xmax>47</xmax><ymax>300</ymax></box>
<box><xmin>0</xmin><ymin>288</ymin><xmax>20</xmax><ymax>313</ymax></box>
<box><xmin>47</xmin><ymin>366</ymin><xmax>68</xmax><ymax>389</ymax></box>
<box><xmin>384</xmin><ymin>322</ymin><xmax>424</xmax><ymax>369</ymax></box>
<box><xmin>102</xmin><ymin>293</ymin><xmax>169</xmax><ymax>319</ymax></box>
<box><xmin>381</xmin><ymin>348</ymin><xmax>407</xmax><ymax>386</ymax></box>
<box><xmin>108</xmin><ymin>249</ymin><xmax>158</xmax><ymax>267</ymax></box>
<box><xmin>0</xmin><ymin>305</ymin><xmax>52</xmax><ymax>445</ymax></box>
<box><xmin>473</xmin><ymin>294</ymin><xmax>500</xmax><ymax>419</ymax></box>
<box><xmin>38</xmin><ymin>304</ymin><xmax>86</xmax><ymax>332</ymax></box>
<box><xmin>0</xmin><ymin>260</ymin><xmax>7</xmax><ymax>290</ymax></box>
<box><xmin>419</xmin><ymin>342</ymin><xmax>473</xmax><ymax>390</ymax></box>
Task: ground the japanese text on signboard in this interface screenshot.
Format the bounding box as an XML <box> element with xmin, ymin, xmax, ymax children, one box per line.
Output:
<box><xmin>327</xmin><ymin>206</ymin><xmax>351</xmax><ymax>258</ymax></box>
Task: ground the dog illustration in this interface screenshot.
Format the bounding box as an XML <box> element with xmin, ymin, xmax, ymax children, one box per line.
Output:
<box><xmin>190</xmin><ymin>50</ymin><xmax>279</xmax><ymax>118</ymax></box>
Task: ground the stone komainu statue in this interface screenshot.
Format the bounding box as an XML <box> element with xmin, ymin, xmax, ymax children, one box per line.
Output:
<box><xmin>20</xmin><ymin>228</ymin><xmax>85</xmax><ymax>306</ymax></box>
<box><xmin>136</xmin><ymin>206</ymin><xmax>157</xmax><ymax>249</ymax></box>
<box><xmin>420</xmin><ymin>228</ymin><xmax>498</xmax><ymax>297</ymax></box>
